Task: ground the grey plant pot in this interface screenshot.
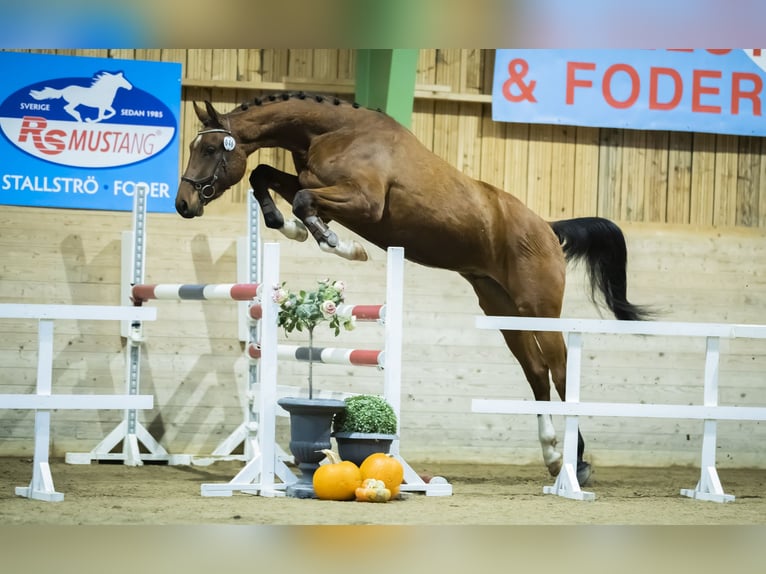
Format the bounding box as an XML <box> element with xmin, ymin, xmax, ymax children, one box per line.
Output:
<box><xmin>333</xmin><ymin>431</ymin><xmax>398</xmax><ymax>466</ymax></box>
<box><xmin>277</xmin><ymin>397</ymin><xmax>346</xmax><ymax>498</ymax></box>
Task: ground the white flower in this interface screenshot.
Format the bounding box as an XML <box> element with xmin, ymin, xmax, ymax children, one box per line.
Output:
<box><xmin>332</xmin><ymin>280</ymin><xmax>345</xmax><ymax>294</ymax></box>
<box><xmin>272</xmin><ymin>287</ymin><xmax>289</xmax><ymax>304</ymax></box>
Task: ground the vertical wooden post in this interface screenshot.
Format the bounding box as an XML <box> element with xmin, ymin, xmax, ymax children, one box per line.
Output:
<box><xmin>355</xmin><ymin>49</ymin><xmax>418</xmax><ymax>128</ymax></box>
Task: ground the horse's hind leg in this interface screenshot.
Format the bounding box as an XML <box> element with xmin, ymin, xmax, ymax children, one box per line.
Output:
<box><xmin>290</xmin><ymin>185</ymin><xmax>371</xmax><ymax>261</ymax></box>
<box><xmin>249</xmin><ymin>165</ymin><xmax>308</xmax><ymax>242</ymax></box>
<box><xmin>464</xmin><ymin>274</ymin><xmax>563</xmax><ymax>477</ymax></box>
<box><xmin>535</xmin><ymin>331</ymin><xmax>592</xmax><ymax>484</ymax></box>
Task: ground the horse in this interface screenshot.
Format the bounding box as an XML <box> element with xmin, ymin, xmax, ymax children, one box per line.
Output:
<box><xmin>29</xmin><ymin>71</ymin><xmax>133</xmax><ymax>123</ymax></box>
<box><xmin>175</xmin><ymin>92</ymin><xmax>651</xmax><ymax>484</ymax></box>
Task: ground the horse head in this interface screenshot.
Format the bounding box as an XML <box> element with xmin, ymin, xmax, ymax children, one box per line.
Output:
<box><xmin>176</xmin><ymin>101</ymin><xmax>248</xmax><ymax>218</ymax></box>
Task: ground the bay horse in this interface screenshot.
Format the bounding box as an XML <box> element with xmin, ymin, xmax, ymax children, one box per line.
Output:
<box><xmin>176</xmin><ymin>93</ymin><xmax>650</xmax><ymax>484</ymax></box>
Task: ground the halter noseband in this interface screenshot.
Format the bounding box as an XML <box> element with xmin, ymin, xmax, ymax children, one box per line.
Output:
<box><xmin>181</xmin><ymin>128</ymin><xmax>236</xmax><ymax>201</ymax></box>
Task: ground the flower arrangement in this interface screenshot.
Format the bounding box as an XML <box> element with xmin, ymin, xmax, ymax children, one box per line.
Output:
<box><xmin>273</xmin><ymin>278</ymin><xmax>356</xmax><ymax>398</ymax></box>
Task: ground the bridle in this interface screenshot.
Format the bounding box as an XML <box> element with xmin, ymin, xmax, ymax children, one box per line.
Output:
<box><xmin>180</xmin><ymin>128</ymin><xmax>236</xmax><ymax>201</ymax></box>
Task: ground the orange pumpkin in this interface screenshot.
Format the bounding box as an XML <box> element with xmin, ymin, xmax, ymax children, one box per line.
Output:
<box><xmin>313</xmin><ymin>449</ymin><xmax>362</xmax><ymax>501</ymax></box>
<box><xmin>359</xmin><ymin>453</ymin><xmax>404</xmax><ymax>498</ymax></box>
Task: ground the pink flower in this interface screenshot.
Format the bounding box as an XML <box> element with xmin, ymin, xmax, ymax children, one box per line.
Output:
<box><xmin>320</xmin><ymin>300</ymin><xmax>337</xmax><ymax>318</ymax></box>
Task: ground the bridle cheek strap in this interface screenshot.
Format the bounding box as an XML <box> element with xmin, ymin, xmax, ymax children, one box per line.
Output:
<box><xmin>181</xmin><ymin>154</ymin><xmax>227</xmax><ymax>200</ymax></box>
<box><xmin>181</xmin><ymin>128</ymin><xmax>235</xmax><ymax>201</ymax></box>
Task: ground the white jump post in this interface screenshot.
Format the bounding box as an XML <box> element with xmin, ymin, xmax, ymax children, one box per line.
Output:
<box><xmin>67</xmin><ymin>185</ymin><xmax>192</xmax><ymax>466</ymax></box>
<box><xmin>472</xmin><ymin>316</ymin><xmax>766</xmax><ymax>503</ymax></box>
<box><xmin>198</xmin><ymin>242</ymin><xmax>295</xmax><ymax>496</ymax></box>
<box><xmin>382</xmin><ymin>245</ymin><xmax>450</xmax><ymax>495</ymax></box>
<box><xmin>0</xmin><ymin>304</ymin><xmax>156</xmax><ymax>501</ymax></box>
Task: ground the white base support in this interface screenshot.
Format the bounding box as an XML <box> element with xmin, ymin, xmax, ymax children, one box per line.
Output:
<box><xmin>395</xmin><ymin>455</ymin><xmax>453</xmax><ymax>496</ymax></box>
<box><xmin>193</xmin><ymin>433</ymin><xmax>293</xmax><ymax>467</ymax></box>
<box><xmin>211</xmin><ymin>422</ymin><xmax>252</xmax><ymax>457</ymax></box>
<box><xmin>15</xmin><ymin>411</ymin><xmax>64</xmax><ymax>502</ymax></box>
<box><xmin>200</xmin><ymin>452</ymin><xmax>297</xmax><ymax>497</ymax></box>
<box><xmin>15</xmin><ymin>462</ymin><xmax>64</xmax><ymax>503</ymax></box>
<box><xmin>680</xmin><ymin>465</ymin><xmax>735</xmax><ymax>503</ymax></box>
<box><xmin>65</xmin><ymin>420</ymin><xmax>194</xmax><ymax>466</ymax></box>
<box><xmin>542</xmin><ymin>462</ymin><xmax>595</xmax><ymax>501</ymax></box>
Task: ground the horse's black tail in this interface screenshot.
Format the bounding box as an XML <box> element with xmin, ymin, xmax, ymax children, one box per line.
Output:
<box><xmin>549</xmin><ymin>217</ymin><xmax>653</xmax><ymax>321</ymax></box>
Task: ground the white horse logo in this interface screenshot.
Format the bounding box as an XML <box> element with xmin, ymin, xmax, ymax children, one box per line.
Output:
<box><xmin>29</xmin><ymin>71</ymin><xmax>133</xmax><ymax>123</ymax></box>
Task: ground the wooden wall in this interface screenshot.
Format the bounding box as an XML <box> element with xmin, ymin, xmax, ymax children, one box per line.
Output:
<box><xmin>25</xmin><ymin>49</ymin><xmax>765</xmax><ymax>230</ymax></box>
<box><xmin>1</xmin><ymin>49</ymin><xmax>764</xmax><ymax>470</ymax></box>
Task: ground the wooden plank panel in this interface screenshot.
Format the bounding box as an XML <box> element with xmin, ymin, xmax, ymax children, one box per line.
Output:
<box><xmin>312</xmin><ymin>49</ymin><xmax>338</xmax><ymax>81</ymax></box>
<box><xmin>287</xmin><ymin>49</ymin><xmax>313</xmax><ymax>80</ymax></box>
<box><xmin>479</xmin><ymin>107</ymin><xmax>506</xmax><ymax>190</ymax></box>
<box><xmin>619</xmin><ymin>130</ymin><xmax>646</xmax><ymax>221</ymax></box>
<box><xmin>134</xmin><ymin>49</ymin><xmax>162</xmax><ymax>63</ymax></box>
<box><xmin>432</xmin><ymin>50</ymin><xmax>462</xmax><ymax>168</ymax></box>
<box><xmin>412</xmin><ymin>50</ymin><xmax>437</xmax><ymax>151</ymax></box>
<box><xmin>503</xmin><ymin>123</ymin><xmax>529</xmax><ymax>203</ymax></box>
<box><xmin>160</xmin><ymin>49</ymin><xmax>186</xmax><ymax>67</ymax></box>
<box><xmin>461</xmin><ymin>49</ymin><xmax>483</xmax><ymax>93</ymax></box>
<box><xmin>434</xmin><ymin>49</ymin><xmax>462</xmax><ymax>91</ymax></box>
<box><xmin>184</xmin><ymin>49</ymin><xmax>213</xmax><ymax>81</ymax></box>
<box><xmin>666</xmin><ymin>131</ymin><xmax>693</xmax><ymax>224</ymax></box>
<box><xmin>109</xmin><ymin>49</ymin><xmax>135</xmax><ymax>60</ymax></box>
<box><xmin>714</xmin><ymin>134</ymin><xmax>740</xmax><ymax>226</ymax></box>
<box><xmin>761</xmin><ymin>137</ymin><xmax>766</xmax><ymax>228</ymax></box>
<box><xmin>456</xmin><ymin>103</ymin><xmax>481</xmax><ymax>177</ymax></box>
<box><xmin>211</xmin><ymin>50</ymin><xmax>238</xmax><ymax>82</ymax></box>
<box><xmin>337</xmin><ymin>49</ymin><xmax>355</xmax><ymax>81</ymax></box>
<box><xmin>643</xmin><ymin>131</ymin><xmax>669</xmax><ymax>222</ymax></box>
<box><xmin>526</xmin><ymin>124</ymin><xmax>553</xmax><ymax>218</ymax></box>
<box><xmin>572</xmin><ymin>127</ymin><xmax>600</xmax><ymax>217</ymax></box>
<box><xmin>596</xmin><ymin>128</ymin><xmax>623</xmax><ymax>219</ymax></box>
<box><xmin>261</xmin><ymin>49</ymin><xmax>289</xmax><ymax>82</ymax></box>
<box><xmin>549</xmin><ymin>125</ymin><xmax>576</xmax><ymax>219</ymax></box>
<box><xmin>690</xmin><ymin>133</ymin><xmax>716</xmax><ymax>225</ymax></box>
<box><xmin>736</xmin><ymin>136</ymin><xmax>761</xmax><ymax>227</ymax></box>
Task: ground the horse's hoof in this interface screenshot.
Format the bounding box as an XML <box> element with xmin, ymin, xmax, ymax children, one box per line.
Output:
<box><xmin>576</xmin><ymin>461</ymin><xmax>592</xmax><ymax>486</ymax></box>
<box><xmin>319</xmin><ymin>240</ymin><xmax>368</xmax><ymax>261</ymax></box>
<box><xmin>547</xmin><ymin>455</ymin><xmax>563</xmax><ymax>477</ymax></box>
<box><xmin>280</xmin><ymin>219</ymin><xmax>308</xmax><ymax>241</ymax></box>
<box><xmin>350</xmin><ymin>241</ymin><xmax>368</xmax><ymax>261</ymax></box>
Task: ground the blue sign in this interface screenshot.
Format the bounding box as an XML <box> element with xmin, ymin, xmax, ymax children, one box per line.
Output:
<box><xmin>493</xmin><ymin>49</ymin><xmax>766</xmax><ymax>136</ymax></box>
<box><xmin>0</xmin><ymin>52</ymin><xmax>181</xmax><ymax>212</ymax></box>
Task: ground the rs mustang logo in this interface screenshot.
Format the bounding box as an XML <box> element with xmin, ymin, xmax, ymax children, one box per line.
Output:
<box><xmin>0</xmin><ymin>70</ymin><xmax>177</xmax><ymax>168</ymax></box>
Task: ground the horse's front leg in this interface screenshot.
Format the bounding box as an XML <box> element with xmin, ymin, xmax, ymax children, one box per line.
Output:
<box><xmin>249</xmin><ymin>164</ymin><xmax>308</xmax><ymax>242</ymax></box>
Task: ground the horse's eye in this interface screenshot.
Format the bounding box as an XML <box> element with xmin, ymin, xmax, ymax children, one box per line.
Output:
<box><xmin>203</xmin><ymin>145</ymin><xmax>216</xmax><ymax>156</ymax></box>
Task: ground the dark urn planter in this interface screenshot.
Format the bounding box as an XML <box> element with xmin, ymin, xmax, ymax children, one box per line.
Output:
<box><xmin>333</xmin><ymin>431</ymin><xmax>397</xmax><ymax>466</ymax></box>
<box><xmin>277</xmin><ymin>397</ymin><xmax>346</xmax><ymax>498</ymax></box>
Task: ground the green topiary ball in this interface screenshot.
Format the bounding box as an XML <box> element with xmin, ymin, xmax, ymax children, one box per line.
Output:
<box><xmin>333</xmin><ymin>395</ymin><xmax>397</xmax><ymax>434</ymax></box>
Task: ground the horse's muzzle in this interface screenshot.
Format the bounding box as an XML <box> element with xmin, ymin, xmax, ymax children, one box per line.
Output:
<box><xmin>175</xmin><ymin>191</ymin><xmax>203</xmax><ymax>218</ymax></box>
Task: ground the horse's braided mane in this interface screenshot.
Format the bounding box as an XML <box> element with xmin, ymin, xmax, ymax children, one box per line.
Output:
<box><xmin>237</xmin><ymin>91</ymin><xmax>383</xmax><ymax>114</ymax></box>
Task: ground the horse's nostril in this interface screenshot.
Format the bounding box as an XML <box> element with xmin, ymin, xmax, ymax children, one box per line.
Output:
<box><xmin>177</xmin><ymin>199</ymin><xmax>191</xmax><ymax>218</ymax></box>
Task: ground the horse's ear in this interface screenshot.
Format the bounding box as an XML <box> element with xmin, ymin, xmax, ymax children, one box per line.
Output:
<box><xmin>193</xmin><ymin>100</ymin><xmax>224</xmax><ymax>128</ymax></box>
<box><xmin>205</xmin><ymin>101</ymin><xmax>225</xmax><ymax>128</ymax></box>
<box><xmin>193</xmin><ymin>101</ymin><xmax>210</xmax><ymax>125</ymax></box>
